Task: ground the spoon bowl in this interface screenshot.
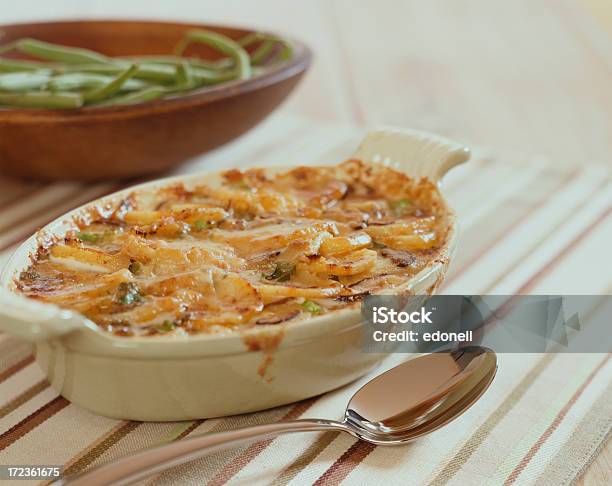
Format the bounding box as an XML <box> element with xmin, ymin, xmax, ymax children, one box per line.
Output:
<box><xmin>344</xmin><ymin>346</ymin><xmax>497</xmax><ymax>444</ymax></box>
<box><xmin>58</xmin><ymin>346</ymin><xmax>496</xmax><ymax>486</ymax></box>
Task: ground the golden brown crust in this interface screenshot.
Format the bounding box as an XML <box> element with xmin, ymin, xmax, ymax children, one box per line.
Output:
<box><xmin>16</xmin><ymin>160</ymin><xmax>450</xmax><ymax>337</ymax></box>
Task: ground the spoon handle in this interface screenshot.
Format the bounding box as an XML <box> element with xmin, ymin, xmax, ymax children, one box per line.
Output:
<box><xmin>56</xmin><ymin>418</ymin><xmax>349</xmax><ymax>486</ymax></box>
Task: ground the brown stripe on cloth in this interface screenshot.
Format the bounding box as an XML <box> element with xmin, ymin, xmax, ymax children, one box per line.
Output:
<box><xmin>206</xmin><ymin>398</ymin><xmax>318</xmax><ymax>486</ymax></box>
<box><xmin>61</xmin><ymin>421</ymin><xmax>142</xmax><ymax>478</ymax></box>
<box><xmin>0</xmin><ymin>187</ymin><xmax>93</xmax><ymax>250</ymax></box>
<box><xmin>443</xmin><ymin>167</ymin><xmax>579</xmax><ymax>287</ymax></box>
<box><xmin>176</xmin><ymin>420</ymin><xmax>206</xmax><ymax>441</ymax></box>
<box><xmin>483</xmin><ymin>187</ymin><xmax>611</xmax><ymax>294</ymax></box>
<box><xmin>137</xmin><ymin>422</ymin><xmax>207</xmax><ymax>486</ymax></box>
<box><xmin>0</xmin><ymin>355</ymin><xmax>34</xmax><ymax>384</ymax></box>
<box><xmin>0</xmin><ymin>187</ymin><xmax>85</xmax><ymax>233</ymax></box>
<box><xmin>516</xmin><ymin>206</ymin><xmax>611</xmax><ymax>294</ymax></box>
<box><xmin>313</xmin><ymin>441</ymin><xmax>376</xmax><ymax>486</ymax></box>
<box><xmin>59</xmin><ymin>420</ymin><xmax>206</xmax><ymax>486</ymax></box>
<box><xmin>270</xmin><ymin>432</ymin><xmax>340</xmax><ymax>486</ymax></box>
<box><xmin>534</xmin><ymin>382</ymin><xmax>612</xmax><ymax>486</ymax></box>
<box><xmin>0</xmin><ymin>178</ymin><xmax>138</xmax><ymax>252</ymax></box>
<box><xmin>51</xmin><ymin>391</ymin><xmax>203</xmax><ymax>480</ymax></box>
<box><xmin>0</xmin><ymin>396</ymin><xmax>68</xmax><ymax>451</ymax></box>
<box><xmin>0</xmin><ymin>186</ymin><xmax>40</xmax><ymax>211</ymax></box>
<box><xmin>0</xmin><ymin>380</ymin><xmax>49</xmax><ymax>419</ymax></box>
<box><xmin>147</xmin><ymin>398</ymin><xmax>318</xmax><ymax>485</ymax></box>
<box><xmin>503</xmin><ymin>355</ymin><xmax>611</xmax><ymax>486</ymax></box>
<box><xmin>0</xmin><ymin>337</ymin><xmax>33</xmax><ymax>373</ymax></box>
<box><xmin>428</xmin><ymin>353</ymin><xmax>557</xmax><ymax>486</ymax></box>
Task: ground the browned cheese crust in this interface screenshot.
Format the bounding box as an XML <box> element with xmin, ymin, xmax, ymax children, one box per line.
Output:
<box><xmin>16</xmin><ymin>160</ymin><xmax>450</xmax><ymax>337</ymax></box>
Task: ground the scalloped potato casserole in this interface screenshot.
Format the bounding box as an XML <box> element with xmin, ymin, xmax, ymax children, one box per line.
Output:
<box><xmin>16</xmin><ymin>160</ymin><xmax>451</xmax><ymax>337</ymax></box>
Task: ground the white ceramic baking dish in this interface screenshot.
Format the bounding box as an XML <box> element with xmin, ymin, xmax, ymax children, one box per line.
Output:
<box><xmin>0</xmin><ymin>128</ymin><xmax>469</xmax><ymax>421</ymax></box>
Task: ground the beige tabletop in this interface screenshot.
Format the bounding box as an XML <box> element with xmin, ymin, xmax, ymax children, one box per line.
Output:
<box><xmin>1</xmin><ymin>1</ymin><xmax>611</xmax><ymax>484</ymax></box>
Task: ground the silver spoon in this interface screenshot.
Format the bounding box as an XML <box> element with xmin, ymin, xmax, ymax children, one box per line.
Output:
<box><xmin>57</xmin><ymin>346</ymin><xmax>497</xmax><ymax>486</ymax></box>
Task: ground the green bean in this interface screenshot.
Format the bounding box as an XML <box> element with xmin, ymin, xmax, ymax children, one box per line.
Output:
<box><xmin>131</xmin><ymin>63</ymin><xmax>180</xmax><ymax>82</ymax></box>
<box><xmin>192</xmin><ymin>67</ymin><xmax>237</xmax><ymax>85</ymax></box>
<box><xmin>0</xmin><ymin>31</ymin><xmax>294</xmax><ymax>109</ymax></box>
<box><xmin>133</xmin><ymin>61</ymin><xmax>236</xmax><ymax>86</ymax></box>
<box><xmin>0</xmin><ymin>71</ymin><xmax>51</xmax><ymax>91</ymax></box>
<box><xmin>192</xmin><ymin>58</ymin><xmax>233</xmax><ymax>70</ymax></box>
<box><xmin>175</xmin><ymin>61</ymin><xmax>195</xmax><ymax>89</ymax></box>
<box><xmin>239</xmin><ymin>33</ymin><xmax>293</xmax><ymax>64</ymax></box>
<box><xmin>250</xmin><ymin>40</ymin><xmax>275</xmax><ymax>65</ymax></box>
<box><xmin>48</xmin><ymin>72</ymin><xmax>147</xmax><ymax>92</ymax></box>
<box><xmin>56</xmin><ymin>63</ymin><xmax>125</xmax><ymax>75</ymax></box>
<box><xmin>119</xmin><ymin>55</ymin><xmax>233</xmax><ymax>71</ymax></box>
<box><xmin>0</xmin><ymin>91</ymin><xmax>82</xmax><ymax>109</ymax></box>
<box><xmin>251</xmin><ymin>66</ymin><xmax>265</xmax><ymax>77</ymax></box>
<box><xmin>0</xmin><ymin>57</ymin><xmax>54</xmax><ymax>73</ymax></box>
<box><xmin>238</xmin><ymin>32</ymin><xmax>260</xmax><ymax>48</ymax></box>
<box><xmin>1</xmin><ymin>38</ymin><xmax>110</xmax><ymax>64</ymax></box>
<box><xmin>238</xmin><ymin>33</ymin><xmax>276</xmax><ymax>65</ymax></box>
<box><xmin>59</xmin><ymin>62</ymin><xmax>178</xmax><ymax>83</ymax></box>
<box><xmin>84</xmin><ymin>64</ymin><xmax>139</xmax><ymax>103</ymax></box>
<box><xmin>119</xmin><ymin>55</ymin><xmax>185</xmax><ymax>65</ymax></box>
<box><xmin>97</xmin><ymin>86</ymin><xmax>167</xmax><ymax>106</ymax></box>
<box><xmin>174</xmin><ymin>29</ymin><xmax>251</xmax><ymax>80</ymax></box>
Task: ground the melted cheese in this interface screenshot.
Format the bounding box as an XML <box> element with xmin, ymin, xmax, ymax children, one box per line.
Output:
<box><xmin>16</xmin><ymin>160</ymin><xmax>449</xmax><ymax>337</ymax></box>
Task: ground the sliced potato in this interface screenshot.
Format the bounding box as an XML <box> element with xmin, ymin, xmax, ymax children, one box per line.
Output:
<box><xmin>123</xmin><ymin>210</ymin><xmax>161</xmax><ymax>225</ymax></box>
<box><xmin>256</xmin><ymin>283</ymin><xmax>341</xmax><ymax>304</ymax></box>
<box><xmin>301</xmin><ymin>248</ymin><xmax>377</xmax><ymax>276</ymax></box>
<box><xmin>319</xmin><ymin>232</ymin><xmax>371</xmax><ymax>256</ymax></box>
<box><xmin>50</xmin><ymin>244</ymin><xmax>125</xmax><ymax>273</ymax></box>
<box><xmin>365</xmin><ymin>217</ymin><xmax>436</xmax><ymax>239</ymax></box>
<box><xmin>212</xmin><ymin>271</ymin><xmax>263</xmax><ymax>313</ymax></box>
<box><xmin>377</xmin><ymin>233</ymin><xmax>437</xmax><ymax>251</ymax></box>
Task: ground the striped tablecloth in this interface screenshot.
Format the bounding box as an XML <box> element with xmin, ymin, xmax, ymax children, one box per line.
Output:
<box><xmin>0</xmin><ymin>114</ymin><xmax>610</xmax><ymax>486</ymax></box>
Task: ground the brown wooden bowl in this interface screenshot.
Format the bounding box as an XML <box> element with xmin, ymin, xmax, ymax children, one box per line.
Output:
<box><xmin>0</xmin><ymin>20</ymin><xmax>311</xmax><ymax>181</ymax></box>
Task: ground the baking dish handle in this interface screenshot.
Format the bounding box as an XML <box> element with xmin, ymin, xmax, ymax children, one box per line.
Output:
<box><xmin>352</xmin><ymin>128</ymin><xmax>470</xmax><ymax>182</ymax></box>
<box><xmin>0</xmin><ymin>287</ymin><xmax>86</xmax><ymax>341</ymax></box>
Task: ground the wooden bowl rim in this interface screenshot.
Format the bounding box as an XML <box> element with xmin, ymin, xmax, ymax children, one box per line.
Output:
<box><xmin>0</xmin><ymin>19</ymin><xmax>312</xmax><ymax>120</ymax></box>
